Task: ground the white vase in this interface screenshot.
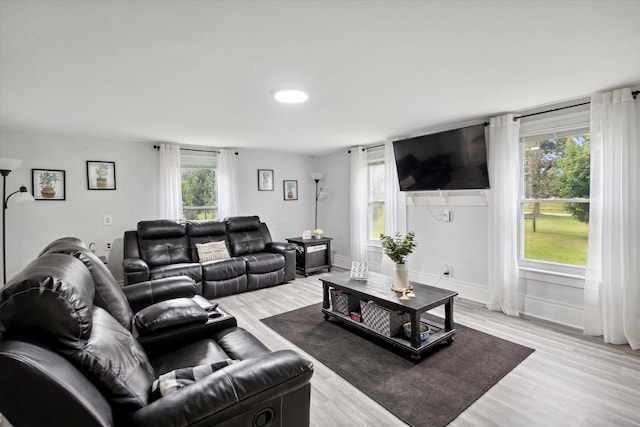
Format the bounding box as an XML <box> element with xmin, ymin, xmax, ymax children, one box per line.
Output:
<box><xmin>394</xmin><ymin>262</ymin><xmax>409</xmax><ymax>288</ymax></box>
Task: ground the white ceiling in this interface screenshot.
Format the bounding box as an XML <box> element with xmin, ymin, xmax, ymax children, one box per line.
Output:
<box><xmin>1</xmin><ymin>0</ymin><xmax>639</xmax><ymax>156</ymax></box>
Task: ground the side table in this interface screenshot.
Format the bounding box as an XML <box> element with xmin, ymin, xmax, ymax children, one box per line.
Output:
<box><xmin>286</xmin><ymin>237</ymin><xmax>333</xmax><ymax>277</ymax></box>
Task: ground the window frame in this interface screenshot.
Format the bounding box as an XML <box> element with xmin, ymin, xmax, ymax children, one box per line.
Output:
<box><xmin>516</xmin><ymin>107</ymin><xmax>590</xmax><ymax>279</ymax></box>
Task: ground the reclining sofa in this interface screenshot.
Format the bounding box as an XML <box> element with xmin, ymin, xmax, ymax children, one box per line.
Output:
<box><xmin>124</xmin><ymin>216</ymin><xmax>296</xmax><ymax>298</ymax></box>
<box><xmin>0</xmin><ymin>238</ymin><xmax>314</xmax><ymax>426</ymax></box>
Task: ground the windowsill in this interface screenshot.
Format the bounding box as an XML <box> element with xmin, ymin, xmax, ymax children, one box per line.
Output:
<box><xmin>518</xmin><ymin>265</ymin><xmax>585</xmax><ymax>289</ymax></box>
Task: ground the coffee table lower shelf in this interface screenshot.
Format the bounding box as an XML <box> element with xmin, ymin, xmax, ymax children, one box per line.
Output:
<box><xmin>322</xmin><ymin>308</ymin><xmax>455</xmax><ymax>360</ymax></box>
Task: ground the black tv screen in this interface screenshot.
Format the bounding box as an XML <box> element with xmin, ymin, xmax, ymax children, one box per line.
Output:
<box><xmin>393</xmin><ymin>123</ymin><xmax>489</xmax><ymax>191</ymax></box>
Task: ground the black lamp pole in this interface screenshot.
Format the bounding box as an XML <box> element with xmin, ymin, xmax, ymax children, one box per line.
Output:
<box><xmin>1</xmin><ymin>168</ymin><xmax>29</xmax><ymax>284</ymax></box>
<box><xmin>313</xmin><ymin>178</ymin><xmax>320</xmax><ymax>230</ymax></box>
<box><xmin>1</xmin><ymin>168</ymin><xmax>10</xmax><ymax>284</ymax></box>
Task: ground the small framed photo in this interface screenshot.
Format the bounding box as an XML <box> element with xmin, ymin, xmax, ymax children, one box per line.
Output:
<box><xmin>283</xmin><ymin>180</ymin><xmax>298</xmax><ymax>200</ymax></box>
<box><xmin>258</xmin><ymin>169</ymin><xmax>274</xmax><ymax>191</ymax></box>
<box><xmin>350</xmin><ymin>262</ymin><xmax>369</xmax><ymax>281</ymax></box>
<box><xmin>32</xmin><ymin>169</ymin><xmax>65</xmax><ymax>201</ymax></box>
<box><xmin>87</xmin><ymin>161</ymin><xmax>116</xmax><ymax>190</ymax></box>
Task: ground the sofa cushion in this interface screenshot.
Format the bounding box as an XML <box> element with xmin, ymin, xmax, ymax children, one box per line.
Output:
<box><xmin>186</xmin><ymin>220</ymin><xmax>229</xmax><ymax>260</ymax></box>
<box><xmin>196</xmin><ymin>241</ymin><xmax>230</xmax><ymax>262</ymax></box>
<box><xmin>225</xmin><ymin>216</ymin><xmax>261</xmax><ymax>233</ymax></box>
<box><xmin>69</xmin><ymin>307</ymin><xmax>155</xmax><ymax>415</ymax></box>
<box><xmin>149</xmin><ymin>263</ymin><xmax>203</xmax><ymax>283</ymax></box>
<box><xmin>243</xmin><ymin>253</ymin><xmax>285</xmax><ymax>274</ymax></box>
<box><xmin>201</xmin><ymin>257</ymin><xmax>246</xmax><ymax>281</ymax></box>
<box><xmin>138</xmin><ymin>220</ymin><xmax>190</xmax><ymax>267</ymax></box>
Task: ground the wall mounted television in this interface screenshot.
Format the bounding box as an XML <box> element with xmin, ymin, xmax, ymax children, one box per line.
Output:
<box><xmin>393</xmin><ymin>123</ymin><xmax>489</xmax><ymax>192</ymax></box>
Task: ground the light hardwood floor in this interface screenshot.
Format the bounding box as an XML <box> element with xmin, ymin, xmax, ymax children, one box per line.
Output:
<box><xmin>219</xmin><ymin>272</ymin><xmax>640</xmax><ymax>427</ymax></box>
<box><xmin>2</xmin><ymin>272</ymin><xmax>638</xmax><ymax>427</ymax></box>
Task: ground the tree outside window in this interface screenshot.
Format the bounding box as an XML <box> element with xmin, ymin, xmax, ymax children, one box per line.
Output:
<box><xmin>181</xmin><ymin>167</ymin><xmax>217</xmax><ymax>220</ymax></box>
<box><xmin>521</xmin><ymin>134</ymin><xmax>590</xmax><ymax>266</ymax></box>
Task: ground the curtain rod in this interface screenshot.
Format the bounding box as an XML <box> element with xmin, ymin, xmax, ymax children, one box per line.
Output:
<box><xmin>513</xmin><ymin>90</ymin><xmax>639</xmax><ymax>122</ymax></box>
<box><xmin>153</xmin><ymin>145</ymin><xmax>238</xmax><ymax>155</ymax></box>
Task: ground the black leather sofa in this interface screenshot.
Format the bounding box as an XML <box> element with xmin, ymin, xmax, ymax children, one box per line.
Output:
<box><xmin>124</xmin><ymin>216</ymin><xmax>296</xmax><ymax>298</ymax></box>
<box><xmin>0</xmin><ymin>240</ymin><xmax>314</xmax><ymax>427</ymax></box>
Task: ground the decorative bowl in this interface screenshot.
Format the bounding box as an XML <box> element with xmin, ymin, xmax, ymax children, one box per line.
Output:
<box><xmin>402</xmin><ymin>322</ymin><xmax>430</xmax><ymax>341</ymax></box>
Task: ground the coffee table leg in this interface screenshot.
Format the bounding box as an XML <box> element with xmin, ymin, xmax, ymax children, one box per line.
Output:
<box><xmin>445</xmin><ymin>297</ymin><xmax>455</xmax><ymax>344</ymax></box>
<box><xmin>322</xmin><ymin>282</ymin><xmax>330</xmax><ymax>320</ymax></box>
<box><xmin>410</xmin><ymin>314</ymin><xmax>421</xmax><ymax>348</ymax></box>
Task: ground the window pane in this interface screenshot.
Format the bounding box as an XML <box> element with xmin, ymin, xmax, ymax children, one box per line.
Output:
<box><xmin>523</xmin><ymin>135</ymin><xmax>590</xmax><ymax>199</ymax></box>
<box><xmin>181</xmin><ymin>167</ymin><xmax>217</xmax><ymax>220</ymax></box>
<box><xmin>369</xmin><ymin>163</ymin><xmax>385</xmax><ymax>200</ymax></box>
<box><xmin>369</xmin><ymin>202</ymin><xmax>385</xmax><ymax>240</ymax></box>
<box><xmin>523</xmin><ymin>202</ymin><xmax>589</xmax><ymax>266</ymax></box>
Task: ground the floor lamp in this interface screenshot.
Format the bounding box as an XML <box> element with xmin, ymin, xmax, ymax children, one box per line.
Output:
<box><xmin>310</xmin><ymin>172</ymin><xmax>327</xmax><ymax>230</ymax></box>
<box><xmin>1</xmin><ymin>158</ymin><xmax>34</xmax><ymax>283</ymax></box>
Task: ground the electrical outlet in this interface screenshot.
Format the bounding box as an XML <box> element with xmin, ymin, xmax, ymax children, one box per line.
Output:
<box><xmin>103</xmin><ymin>214</ymin><xmax>113</xmax><ymax>226</ymax></box>
<box><xmin>105</xmin><ymin>241</ymin><xmax>112</xmax><ymax>251</ymax></box>
<box><xmin>443</xmin><ymin>264</ymin><xmax>451</xmax><ymax>276</ymax></box>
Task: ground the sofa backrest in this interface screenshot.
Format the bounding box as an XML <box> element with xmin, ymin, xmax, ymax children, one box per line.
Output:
<box><xmin>41</xmin><ymin>238</ymin><xmax>134</xmax><ymax>331</ymax></box>
<box><xmin>226</xmin><ymin>216</ymin><xmax>267</xmax><ymax>256</ymax></box>
<box><xmin>185</xmin><ymin>220</ymin><xmax>229</xmax><ymax>261</ymax></box>
<box><xmin>137</xmin><ymin>220</ymin><xmax>191</xmax><ymax>267</ymax></box>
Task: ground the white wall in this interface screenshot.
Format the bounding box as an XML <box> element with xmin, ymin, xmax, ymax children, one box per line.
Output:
<box><xmin>0</xmin><ymin>131</ymin><xmax>315</xmax><ymax>283</ymax></box>
<box><xmin>0</xmin><ymin>130</ymin><xmax>158</xmax><ymax>282</ymax></box>
<box><xmin>316</xmin><ymin>149</ymin><xmax>587</xmax><ymax>329</ymax></box>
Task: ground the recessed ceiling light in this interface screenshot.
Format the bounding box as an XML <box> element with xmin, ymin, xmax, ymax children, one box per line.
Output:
<box><xmin>274</xmin><ymin>90</ymin><xmax>308</xmax><ymax>104</ymax></box>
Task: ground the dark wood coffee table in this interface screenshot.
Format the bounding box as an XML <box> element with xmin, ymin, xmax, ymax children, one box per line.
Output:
<box><xmin>320</xmin><ymin>271</ymin><xmax>457</xmax><ymax>360</ymax></box>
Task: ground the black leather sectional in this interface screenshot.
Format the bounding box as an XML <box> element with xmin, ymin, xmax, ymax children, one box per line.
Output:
<box><xmin>124</xmin><ymin>216</ymin><xmax>296</xmax><ymax>298</ymax></box>
<box><xmin>0</xmin><ymin>238</ymin><xmax>314</xmax><ymax>426</ymax></box>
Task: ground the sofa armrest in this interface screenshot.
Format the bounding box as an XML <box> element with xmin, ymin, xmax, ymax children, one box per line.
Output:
<box><xmin>126</xmin><ymin>350</ymin><xmax>314</xmax><ymax>427</ymax></box>
<box><xmin>123</xmin><ymin>257</ymin><xmax>150</xmax><ymax>285</ymax></box>
<box><xmin>123</xmin><ymin>276</ymin><xmax>198</xmax><ymax>313</ymax></box>
<box><xmin>265</xmin><ymin>241</ymin><xmax>296</xmax><ymax>254</ymax></box>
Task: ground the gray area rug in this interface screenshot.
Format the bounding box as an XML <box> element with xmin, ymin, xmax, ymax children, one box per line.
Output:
<box><xmin>261</xmin><ymin>303</ymin><xmax>534</xmax><ymax>427</ymax></box>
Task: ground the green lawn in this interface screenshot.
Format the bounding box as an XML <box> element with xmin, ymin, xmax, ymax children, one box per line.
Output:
<box><xmin>524</xmin><ymin>213</ymin><xmax>588</xmax><ymax>266</ymax></box>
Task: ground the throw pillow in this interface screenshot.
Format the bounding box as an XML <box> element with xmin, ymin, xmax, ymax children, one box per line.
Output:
<box><xmin>196</xmin><ymin>241</ymin><xmax>230</xmax><ymax>262</ymax></box>
<box><xmin>150</xmin><ymin>359</ymin><xmax>236</xmax><ymax>401</ymax></box>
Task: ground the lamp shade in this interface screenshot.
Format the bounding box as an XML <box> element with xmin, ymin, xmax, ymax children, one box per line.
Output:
<box><xmin>317</xmin><ymin>188</ymin><xmax>329</xmax><ymax>200</ymax></box>
<box><xmin>310</xmin><ymin>172</ymin><xmax>324</xmax><ymax>181</ymax></box>
<box><xmin>12</xmin><ymin>188</ymin><xmax>34</xmax><ymax>204</ymax></box>
<box><xmin>0</xmin><ymin>158</ymin><xmax>22</xmax><ymax>172</ymax></box>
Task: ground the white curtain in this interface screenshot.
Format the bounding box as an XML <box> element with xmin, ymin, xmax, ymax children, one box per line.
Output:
<box><xmin>217</xmin><ymin>149</ymin><xmax>239</xmax><ymax>219</ymax></box>
<box><xmin>350</xmin><ymin>146</ymin><xmax>368</xmax><ymax>263</ymax></box>
<box><xmin>157</xmin><ymin>143</ymin><xmax>182</xmax><ymax>220</ymax></box>
<box><xmin>487</xmin><ymin>115</ymin><xmax>520</xmax><ymax>316</ymax></box>
<box><xmin>381</xmin><ymin>139</ymin><xmax>407</xmax><ymax>276</ymax></box>
<box><xmin>584</xmin><ymin>88</ymin><xmax>639</xmax><ymax>349</ymax></box>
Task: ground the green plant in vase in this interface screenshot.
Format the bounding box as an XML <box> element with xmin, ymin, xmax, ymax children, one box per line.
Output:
<box><xmin>39</xmin><ymin>171</ymin><xmax>59</xmax><ymax>198</ymax></box>
<box><xmin>380</xmin><ymin>231</ymin><xmax>416</xmax><ymax>294</ymax></box>
<box><xmin>96</xmin><ymin>164</ymin><xmax>109</xmax><ymax>188</ymax></box>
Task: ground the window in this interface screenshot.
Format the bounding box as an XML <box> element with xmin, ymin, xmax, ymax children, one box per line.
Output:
<box><xmin>519</xmin><ymin>116</ymin><xmax>590</xmax><ymax>270</ymax></box>
<box><xmin>368</xmin><ymin>147</ymin><xmax>385</xmax><ymax>242</ymax></box>
<box><xmin>180</xmin><ymin>151</ymin><xmax>217</xmax><ymax>220</ymax></box>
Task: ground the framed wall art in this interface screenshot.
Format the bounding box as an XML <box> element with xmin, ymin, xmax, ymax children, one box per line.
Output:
<box><xmin>258</xmin><ymin>169</ymin><xmax>274</xmax><ymax>191</ymax></box>
<box><xmin>283</xmin><ymin>180</ymin><xmax>298</xmax><ymax>200</ymax></box>
<box><xmin>87</xmin><ymin>161</ymin><xmax>116</xmax><ymax>190</ymax></box>
<box><xmin>32</xmin><ymin>169</ymin><xmax>66</xmax><ymax>201</ymax></box>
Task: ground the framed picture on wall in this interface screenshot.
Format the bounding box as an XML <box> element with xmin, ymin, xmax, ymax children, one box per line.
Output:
<box><xmin>258</xmin><ymin>169</ymin><xmax>274</xmax><ymax>191</ymax></box>
<box><xmin>32</xmin><ymin>169</ymin><xmax>66</xmax><ymax>201</ymax></box>
<box><xmin>87</xmin><ymin>161</ymin><xmax>116</xmax><ymax>190</ymax></box>
<box><xmin>283</xmin><ymin>180</ymin><xmax>298</xmax><ymax>200</ymax></box>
